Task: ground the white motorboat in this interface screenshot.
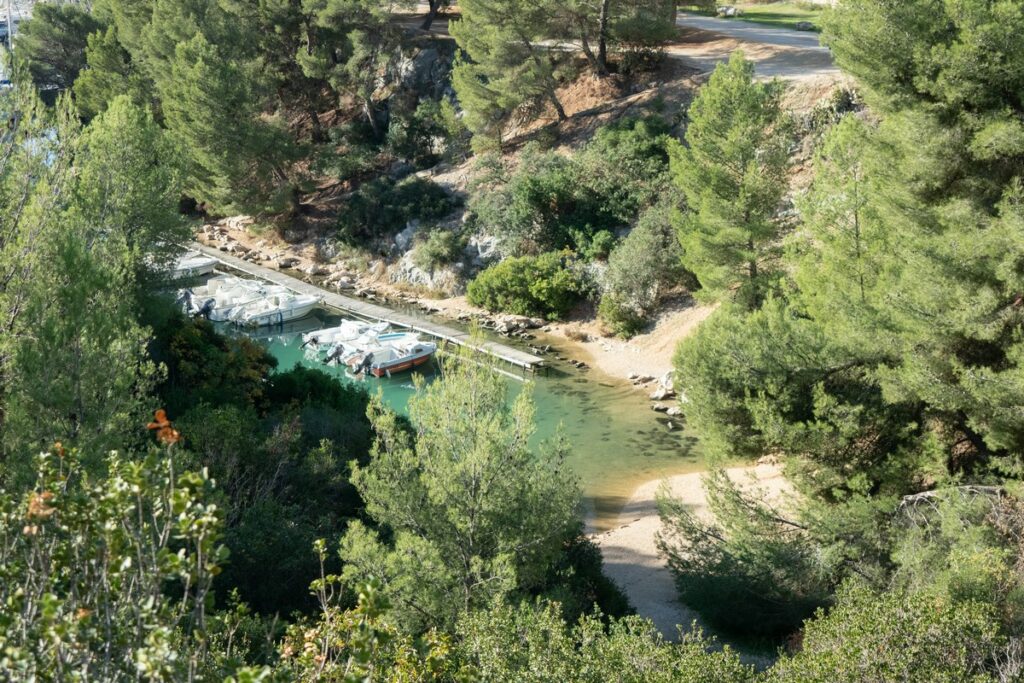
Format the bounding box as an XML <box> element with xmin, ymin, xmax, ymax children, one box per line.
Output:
<box><xmin>231</xmin><ymin>291</ymin><xmax>322</xmax><ymax>327</ymax></box>
<box><xmin>345</xmin><ymin>338</ymin><xmax>437</xmax><ymax>377</ymax></box>
<box><xmin>301</xmin><ymin>320</ymin><xmax>390</xmax><ymax>351</ymax></box>
<box><xmin>171</xmin><ymin>252</ymin><xmax>219</xmax><ymax>279</ymax></box>
<box><xmin>181</xmin><ymin>276</ymin><xmax>277</xmax><ymax>322</ymax></box>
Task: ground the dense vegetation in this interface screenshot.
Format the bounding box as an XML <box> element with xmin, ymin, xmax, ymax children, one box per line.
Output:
<box><xmin>5</xmin><ymin>0</ymin><xmax>1024</xmax><ymax>679</ymax></box>
<box><xmin>655</xmin><ymin>0</ymin><xmax>1024</xmax><ymax>672</ymax></box>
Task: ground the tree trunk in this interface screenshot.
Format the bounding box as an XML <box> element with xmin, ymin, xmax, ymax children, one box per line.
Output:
<box><xmin>580</xmin><ymin>32</ymin><xmax>602</xmax><ymax>75</ymax></box>
<box><xmin>363</xmin><ymin>97</ymin><xmax>382</xmax><ymax>140</ymax></box>
<box><xmin>550</xmin><ymin>91</ymin><xmax>567</xmax><ymax>121</ymax></box>
<box><xmin>421</xmin><ymin>0</ymin><xmax>440</xmax><ymax>31</ymax></box>
<box><xmin>308</xmin><ymin>106</ymin><xmax>326</xmax><ymax>144</ymax></box>
<box><xmin>597</xmin><ymin>0</ymin><xmax>612</xmax><ymax>74</ymax></box>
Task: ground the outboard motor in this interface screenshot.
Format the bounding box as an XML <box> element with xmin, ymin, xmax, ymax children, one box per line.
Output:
<box><xmin>176</xmin><ymin>290</ymin><xmax>193</xmax><ymax>315</ymax></box>
<box><xmin>196</xmin><ymin>298</ymin><xmax>215</xmax><ymax>320</ymax></box>
<box><xmin>356</xmin><ymin>352</ymin><xmax>375</xmax><ymax>376</ymax></box>
<box><xmin>324</xmin><ymin>344</ymin><xmax>346</xmax><ymax>365</ymax></box>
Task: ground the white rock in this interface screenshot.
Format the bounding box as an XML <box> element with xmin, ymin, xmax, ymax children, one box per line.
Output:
<box><xmin>650</xmin><ymin>386</ymin><xmax>676</xmax><ymax>401</ymax></box>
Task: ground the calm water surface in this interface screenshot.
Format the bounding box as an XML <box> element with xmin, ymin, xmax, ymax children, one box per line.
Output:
<box><xmin>230</xmin><ymin>308</ymin><xmax>704</xmax><ymax>531</ymax></box>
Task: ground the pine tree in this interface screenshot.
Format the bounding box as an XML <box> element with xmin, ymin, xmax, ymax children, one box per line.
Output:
<box><xmin>338</xmin><ymin>348</ymin><xmax>580</xmax><ymax>632</ymax></box>
<box><xmin>160</xmin><ymin>34</ymin><xmax>296</xmax><ymax>214</ymax></box>
<box><xmin>13</xmin><ymin>3</ymin><xmax>103</xmax><ymax>90</ymax></box>
<box><xmin>670</xmin><ymin>51</ymin><xmax>791</xmax><ymax>310</ymax></box>
<box><xmin>451</xmin><ymin>0</ymin><xmax>568</xmax><ymax>149</ymax></box>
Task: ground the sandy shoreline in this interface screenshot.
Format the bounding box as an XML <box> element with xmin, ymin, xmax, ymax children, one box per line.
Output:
<box><xmin>592</xmin><ymin>463</ymin><xmax>790</xmax><ymax>640</ymax></box>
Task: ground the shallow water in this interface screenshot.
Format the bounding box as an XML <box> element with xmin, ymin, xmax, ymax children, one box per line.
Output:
<box><xmin>231</xmin><ymin>308</ymin><xmax>705</xmax><ymax>531</ymax></box>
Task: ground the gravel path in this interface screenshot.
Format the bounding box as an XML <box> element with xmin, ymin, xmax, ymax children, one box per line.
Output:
<box><xmin>671</xmin><ymin>12</ymin><xmax>839</xmax><ymax>80</ymax></box>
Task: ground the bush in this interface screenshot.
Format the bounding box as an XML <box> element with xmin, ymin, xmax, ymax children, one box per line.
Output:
<box><xmin>598</xmin><ymin>202</ymin><xmax>688</xmax><ymax>337</ymax></box>
<box><xmin>576</xmin><ymin>116</ymin><xmax>673</xmax><ymax>220</ymax></box>
<box><xmin>467</xmin><ymin>118</ymin><xmax>673</xmax><ymax>257</ymax></box>
<box><xmin>411</xmin><ymin>228</ymin><xmax>465</xmax><ymax>272</ymax></box>
<box><xmin>582</xmin><ymin>229</ymin><xmax>617</xmax><ymax>261</ymax></box>
<box><xmin>386</xmin><ymin>99</ymin><xmax>471</xmax><ymax>168</ymax></box>
<box><xmin>337</xmin><ymin>176</ymin><xmax>459</xmax><ymax>242</ymax></box>
<box><xmin>467</xmin><ymin>251</ymin><xmax>588</xmax><ymax>320</ymax></box>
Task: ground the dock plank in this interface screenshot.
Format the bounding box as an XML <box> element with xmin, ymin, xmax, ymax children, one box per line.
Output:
<box><xmin>188</xmin><ymin>243</ymin><xmax>544</xmax><ymax>371</ymax></box>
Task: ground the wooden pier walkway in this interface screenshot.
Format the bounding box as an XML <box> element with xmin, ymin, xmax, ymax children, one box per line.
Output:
<box><xmin>189</xmin><ymin>243</ymin><xmax>544</xmax><ymax>372</ymax></box>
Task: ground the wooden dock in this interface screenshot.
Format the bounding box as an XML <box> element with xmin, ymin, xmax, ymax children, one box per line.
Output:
<box><xmin>188</xmin><ymin>242</ymin><xmax>544</xmax><ymax>372</ymax></box>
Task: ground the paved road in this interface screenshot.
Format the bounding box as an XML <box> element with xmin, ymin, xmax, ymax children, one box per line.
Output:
<box><xmin>671</xmin><ymin>11</ymin><xmax>838</xmax><ymax>80</ymax></box>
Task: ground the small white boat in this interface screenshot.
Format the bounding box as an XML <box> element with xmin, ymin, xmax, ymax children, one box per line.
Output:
<box><xmin>181</xmin><ymin>276</ymin><xmax>276</xmax><ymax>322</ymax></box>
<box><xmin>345</xmin><ymin>338</ymin><xmax>437</xmax><ymax>377</ymax></box>
<box><xmin>171</xmin><ymin>252</ymin><xmax>219</xmax><ymax>279</ymax></box>
<box><xmin>301</xmin><ymin>321</ymin><xmax>390</xmax><ymax>350</ymax></box>
<box><xmin>231</xmin><ymin>291</ymin><xmax>322</xmax><ymax>327</ymax></box>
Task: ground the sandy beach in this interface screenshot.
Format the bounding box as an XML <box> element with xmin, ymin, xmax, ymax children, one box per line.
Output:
<box><xmin>592</xmin><ymin>463</ymin><xmax>791</xmax><ymax>639</ymax></box>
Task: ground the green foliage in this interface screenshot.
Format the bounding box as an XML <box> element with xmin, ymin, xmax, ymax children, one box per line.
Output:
<box><xmin>337</xmin><ymin>176</ymin><xmax>458</xmax><ymax>243</ymax></box>
<box><xmin>161</xmin><ymin>34</ymin><xmax>298</xmax><ymax>215</ymax></box>
<box><xmin>339</xmin><ymin>350</ymin><xmax>581</xmax><ymax>632</ymax></box>
<box><xmin>611</xmin><ymin>0</ymin><xmax>677</xmax><ymax>73</ymax></box>
<box><xmin>151</xmin><ymin>316</ymin><xmax>372</xmax><ymax>616</ymax></box>
<box><xmin>387</xmin><ymin>99</ymin><xmax>471</xmax><ymax>168</ymax></box>
<box><xmin>153</xmin><ymin>316</ymin><xmax>277</xmax><ymax>416</ymax></box>
<box><xmin>599</xmin><ymin>201</ymin><xmax>686</xmax><ymax>337</ymax></box>
<box><xmin>467</xmin><ymin>251</ymin><xmax>588</xmax><ymax>320</ymax></box>
<box><xmin>891</xmin><ymin>493</ymin><xmax>1024</xmax><ymax>632</ymax></box>
<box><xmin>663</xmin><ymin>0</ymin><xmax>1024</xmax><ymax>653</ymax></box>
<box><xmin>0</xmin><ymin>445</ymin><xmax>228</xmax><ymax>680</ymax></box>
<box><xmin>468</xmin><ymin>117</ymin><xmax>672</xmax><ymax>256</ymax></box>
<box><xmin>768</xmin><ymin>586</ymin><xmax>1003</xmax><ymax>683</ymax></box>
<box><xmin>458</xmin><ymin>600</ymin><xmax>755</xmax><ymax>682</ymax></box>
<box><xmin>670</xmin><ymin>52</ymin><xmax>791</xmax><ymax>309</ymax></box>
<box><xmin>295</xmin><ymin>0</ymin><xmax>411</xmax><ymax>140</ymax></box>
<box><xmin>74</xmin><ymin>25</ymin><xmax>149</xmax><ymax>120</ymax></box>
<box><xmin>658</xmin><ymin>469</ymin><xmax>831</xmax><ymax>639</ymax></box>
<box><xmin>576</xmin><ymin>115</ymin><xmax>673</xmax><ymax>221</ymax></box>
<box><xmin>1</xmin><ymin>92</ymin><xmax>182</xmax><ymax>472</ymax></box>
<box><xmin>14</xmin><ymin>3</ymin><xmax>104</xmax><ymax>90</ymax></box>
<box><xmin>412</xmin><ymin>228</ymin><xmax>466</xmax><ymax>272</ymax></box>
<box><xmin>451</xmin><ymin>0</ymin><xmax>568</xmax><ymax>147</ymax></box>
<box><xmin>272</xmin><ymin>565</ymin><xmax>468</xmax><ymax>682</ymax></box>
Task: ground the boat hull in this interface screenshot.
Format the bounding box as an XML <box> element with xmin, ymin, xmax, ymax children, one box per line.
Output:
<box><xmin>368</xmin><ymin>351</ymin><xmax>434</xmax><ymax>377</ymax></box>
<box><xmin>239</xmin><ymin>299</ymin><xmax>320</xmax><ymax>327</ymax></box>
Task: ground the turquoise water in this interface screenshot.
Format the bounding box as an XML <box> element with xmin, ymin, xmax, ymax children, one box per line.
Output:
<box><xmin>230</xmin><ymin>308</ymin><xmax>704</xmax><ymax>530</ymax></box>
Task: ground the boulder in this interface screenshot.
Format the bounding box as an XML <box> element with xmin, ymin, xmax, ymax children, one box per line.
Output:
<box><xmin>658</xmin><ymin>371</ymin><xmax>675</xmax><ymax>393</ymax></box>
<box><xmin>652</xmin><ymin>404</ymin><xmax>669</xmax><ymax>413</ymax></box>
<box><xmin>271</xmin><ymin>256</ymin><xmax>299</xmax><ymax>270</ymax></box>
<box><xmin>666</xmin><ymin>406</ymin><xmax>682</xmax><ymax>417</ymax></box>
<box><xmin>650</xmin><ymin>386</ymin><xmax>676</xmax><ymax>401</ymax></box>
<box><xmin>304</xmin><ymin>263</ymin><xmax>328</xmax><ymax>276</ymax></box>
<box><xmin>394</xmin><ymin>220</ymin><xmax>420</xmax><ymax>252</ymax></box>
<box><xmin>464</xmin><ymin>234</ymin><xmax>502</xmax><ymax>268</ymax></box>
<box><xmin>795</xmin><ymin>20</ymin><xmax>815</xmax><ymax>31</ymax></box>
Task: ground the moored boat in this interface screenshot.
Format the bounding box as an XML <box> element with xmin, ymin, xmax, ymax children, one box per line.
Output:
<box><xmin>231</xmin><ymin>292</ymin><xmax>322</xmax><ymax>327</ymax></box>
<box><xmin>344</xmin><ymin>338</ymin><xmax>437</xmax><ymax>377</ymax></box>
<box><xmin>171</xmin><ymin>252</ymin><xmax>219</xmax><ymax>279</ymax></box>
<box><xmin>181</xmin><ymin>276</ymin><xmax>276</xmax><ymax>322</ymax></box>
<box><xmin>301</xmin><ymin>320</ymin><xmax>390</xmax><ymax>351</ymax></box>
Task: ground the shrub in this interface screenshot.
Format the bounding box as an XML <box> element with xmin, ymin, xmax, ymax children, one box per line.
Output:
<box><xmin>386</xmin><ymin>99</ymin><xmax>471</xmax><ymax>168</ymax></box>
<box><xmin>582</xmin><ymin>229</ymin><xmax>617</xmax><ymax>261</ymax></box>
<box><xmin>467</xmin><ymin>251</ymin><xmax>588</xmax><ymax>320</ymax></box>
<box><xmin>576</xmin><ymin>116</ymin><xmax>673</xmax><ymax>220</ymax></box>
<box><xmin>467</xmin><ymin>118</ymin><xmax>672</xmax><ymax>257</ymax></box>
<box><xmin>337</xmin><ymin>176</ymin><xmax>458</xmax><ymax>242</ymax></box>
<box><xmin>598</xmin><ymin>202</ymin><xmax>688</xmax><ymax>337</ymax></box>
<box><xmin>411</xmin><ymin>228</ymin><xmax>466</xmax><ymax>272</ymax></box>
